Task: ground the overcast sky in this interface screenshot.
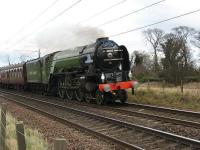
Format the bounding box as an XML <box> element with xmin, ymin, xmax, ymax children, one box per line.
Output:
<box><xmin>0</xmin><ymin>0</ymin><xmax>199</xmax><ymax>66</ymax></box>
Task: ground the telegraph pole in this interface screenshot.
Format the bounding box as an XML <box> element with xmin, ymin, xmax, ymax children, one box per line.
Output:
<box><xmin>38</xmin><ymin>49</ymin><xmax>41</xmax><ymax>58</ymax></box>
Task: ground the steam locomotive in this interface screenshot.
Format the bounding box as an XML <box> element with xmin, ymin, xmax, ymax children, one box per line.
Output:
<box><xmin>0</xmin><ymin>37</ymin><xmax>138</xmax><ymax>105</ymax></box>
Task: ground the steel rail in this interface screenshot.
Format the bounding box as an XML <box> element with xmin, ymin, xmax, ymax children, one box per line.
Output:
<box><xmin>76</xmin><ymin>102</ymin><xmax>200</xmax><ymax>129</ymax></box>
<box><xmin>125</xmin><ymin>102</ymin><xmax>200</xmax><ymax>118</ymax></box>
<box><xmin>1</xmin><ymin>89</ymin><xmax>200</xmax><ymax>128</ymax></box>
<box><xmin>0</xmin><ymin>94</ymin><xmax>143</xmax><ymax>150</ymax></box>
<box><xmin>0</xmin><ymin>91</ymin><xmax>200</xmax><ymax>148</ymax></box>
<box><xmin>53</xmin><ymin>99</ymin><xmax>200</xmax><ymax>129</ymax></box>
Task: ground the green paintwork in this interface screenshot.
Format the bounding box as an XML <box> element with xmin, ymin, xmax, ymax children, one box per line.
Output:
<box><xmin>26</xmin><ymin>52</ymin><xmax>57</xmax><ymax>84</ymax></box>
<box><xmin>51</xmin><ymin>48</ymin><xmax>81</xmax><ymax>74</ymax></box>
<box><xmin>26</xmin><ymin>45</ymin><xmax>88</xmax><ymax>84</ymax></box>
<box><xmin>53</xmin><ymin>57</ymin><xmax>80</xmax><ymax>73</ymax></box>
<box><xmin>26</xmin><ymin>59</ymin><xmax>42</xmax><ymax>83</ymax></box>
<box><xmin>41</xmin><ymin>53</ymin><xmax>57</xmax><ymax>84</ymax></box>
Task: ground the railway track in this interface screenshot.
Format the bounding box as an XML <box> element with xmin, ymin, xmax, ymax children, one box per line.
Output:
<box><xmin>112</xmin><ymin>103</ymin><xmax>200</xmax><ymax>128</ymax></box>
<box><xmin>63</xmin><ymin>100</ymin><xmax>200</xmax><ymax>129</ymax></box>
<box><xmin>8</xmin><ymin>89</ymin><xmax>200</xmax><ymax>129</ymax></box>
<box><xmin>3</xmin><ymin>89</ymin><xmax>200</xmax><ymax>128</ymax></box>
<box><xmin>0</xmin><ymin>90</ymin><xmax>200</xmax><ymax>149</ymax></box>
<box><xmin>124</xmin><ymin>102</ymin><xmax>200</xmax><ymax>118</ymax></box>
<box><xmin>1</xmin><ymin>89</ymin><xmax>200</xmax><ymax>137</ymax></box>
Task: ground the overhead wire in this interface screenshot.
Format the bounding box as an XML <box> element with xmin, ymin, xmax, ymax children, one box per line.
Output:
<box><xmin>7</xmin><ymin>0</ymin><xmax>199</xmax><ymax>51</ymax></box>
<box><xmin>5</xmin><ymin>0</ymin><xmax>60</xmax><ymax>43</ymax></box>
<box><xmin>7</xmin><ymin>0</ymin><xmax>82</xmax><ymax>49</ymax></box>
<box><xmin>41</xmin><ymin>0</ymin><xmax>82</xmax><ymax>27</ymax></box>
<box><xmin>109</xmin><ymin>8</ymin><xmax>200</xmax><ymax>37</ymax></box>
<box><xmin>97</xmin><ymin>0</ymin><xmax>166</xmax><ymax>27</ymax></box>
<box><xmin>78</xmin><ymin>0</ymin><xmax>127</xmax><ymax>24</ymax></box>
<box><xmin>9</xmin><ymin>0</ymin><xmax>163</xmax><ymax>49</ymax></box>
<box><xmin>5</xmin><ymin>0</ymin><xmax>164</xmax><ymax>49</ymax></box>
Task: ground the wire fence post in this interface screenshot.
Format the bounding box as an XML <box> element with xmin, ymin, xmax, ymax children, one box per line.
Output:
<box><xmin>54</xmin><ymin>138</ymin><xmax>67</xmax><ymax>150</ymax></box>
<box><xmin>181</xmin><ymin>80</ymin><xmax>184</xmax><ymax>94</ymax></box>
<box><xmin>16</xmin><ymin>121</ymin><xmax>26</xmax><ymax>150</ymax></box>
<box><xmin>1</xmin><ymin>103</ymin><xmax>7</xmax><ymax>150</ymax></box>
<box><xmin>147</xmin><ymin>80</ymin><xmax>150</xmax><ymax>91</ymax></box>
<box><xmin>162</xmin><ymin>80</ymin><xmax>165</xmax><ymax>93</ymax></box>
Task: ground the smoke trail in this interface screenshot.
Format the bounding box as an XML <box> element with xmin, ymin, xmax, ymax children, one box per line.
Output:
<box><xmin>35</xmin><ymin>23</ymin><xmax>105</xmax><ymax>53</ymax></box>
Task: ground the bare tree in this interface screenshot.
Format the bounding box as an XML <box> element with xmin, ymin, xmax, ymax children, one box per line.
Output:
<box><xmin>143</xmin><ymin>28</ymin><xmax>164</xmax><ymax>72</ymax></box>
<box><xmin>132</xmin><ymin>51</ymin><xmax>154</xmax><ymax>79</ymax></box>
<box><xmin>172</xmin><ymin>26</ymin><xmax>196</xmax><ymax>42</ymax></box>
<box><xmin>172</xmin><ymin>26</ymin><xmax>196</xmax><ymax>69</ymax></box>
<box><xmin>192</xmin><ymin>31</ymin><xmax>200</xmax><ymax>49</ymax></box>
<box><xmin>192</xmin><ymin>31</ymin><xmax>200</xmax><ymax>66</ymax></box>
<box><xmin>161</xmin><ymin>33</ymin><xmax>185</xmax><ymax>84</ymax></box>
<box><xmin>161</xmin><ymin>30</ymin><xmax>196</xmax><ymax>85</ymax></box>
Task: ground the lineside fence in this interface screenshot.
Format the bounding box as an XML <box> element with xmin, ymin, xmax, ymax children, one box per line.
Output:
<box><xmin>0</xmin><ymin>103</ymin><xmax>67</xmax><ymax>150</ymax></box>
<box><xmin>138</xmin><ymin>79</ymin><xmax>200</xmax><ymax>95</ymax></box>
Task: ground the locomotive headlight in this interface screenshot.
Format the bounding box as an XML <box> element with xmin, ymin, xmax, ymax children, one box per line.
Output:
<box><xmin>101</xmin><ymin>73</ymin><xmax>105</xmax><ymax>83</ymax></box>
<box><xmin>107</xmin><ymin>52</ymin><xmax>113</xmax><ymax>58</ymax></box>
<box><xmin>128</xmin><ymin>71</ymin><xmax>132</xmax><ymax>78</ymax></box>
<box><xmin>80</xmin><ymin>76</ymin><xmax>85</xmax><ymax>80</ymax></box>
<box><xmin>119</xmin><ymin>63</ymin><xmax>122</xmax><ymax>70</ymax></box>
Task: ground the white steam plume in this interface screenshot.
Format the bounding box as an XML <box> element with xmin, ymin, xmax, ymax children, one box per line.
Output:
<box><xmin>35</xmin><ymin>23</ymin><xmax>105</xmax><ymax>53</ymax></box>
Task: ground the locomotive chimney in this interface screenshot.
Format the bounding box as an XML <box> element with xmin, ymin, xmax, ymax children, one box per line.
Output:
<box><xmin>96</xmin><ymin>37</ymin><xmax>109</xmax><ymax>42</ymax></box>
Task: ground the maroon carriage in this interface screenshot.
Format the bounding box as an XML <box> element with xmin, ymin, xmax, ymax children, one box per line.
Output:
<box><xmin>0</xmin><ymin>63</ymin><xmax>26</xmax><ymax>89</ymax></box>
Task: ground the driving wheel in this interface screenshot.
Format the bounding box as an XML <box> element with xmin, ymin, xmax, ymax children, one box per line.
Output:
<box><xmin>58</xmin><ymin>79</ymin><xmax>66</xmax><ymax>99</ymax></box>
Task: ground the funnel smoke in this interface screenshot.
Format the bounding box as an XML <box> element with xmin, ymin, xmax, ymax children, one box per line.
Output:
<box><xmin>35</xmin><ymin>23</ymin><xmax>105</xmax><ymax>53</ymax></box>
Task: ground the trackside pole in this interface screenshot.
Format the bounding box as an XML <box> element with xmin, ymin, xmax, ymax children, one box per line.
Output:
<box><xmin>16</xmin><ymin>121</ymin><xmax>26</xmax><ymax>150</ymax></box>
<box><xmin>54</xmin><ymin>138</ymin><xmax>67</xmax><ymax>150</ymax></box>
<box><xmin>1</xmin><ymin>103</ymin><xmax>7</xmax><ymax>150</ymax></box>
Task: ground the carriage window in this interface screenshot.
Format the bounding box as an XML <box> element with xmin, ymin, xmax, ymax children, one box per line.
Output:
<box><xmin>16</xmin><ymin>68</ymin><xmax>19</xmax><ymax>78</ymax></box>
<box><xmin>18</xmin><ymin>68</ymin><xmax>21</xmax><ymax>78</ymax></box>
<box><xmin>13</xmin><ymin>69</ymin><xmax>15</xmax><ymax>77</ymax></box>
<box><xmin>19</xmin><ymin>70</ymin><xmax>21</xmax><ymax>77</ymax></box>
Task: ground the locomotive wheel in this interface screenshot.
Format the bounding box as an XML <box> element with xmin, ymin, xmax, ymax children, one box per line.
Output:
<box><xmin>66</xmin><ymin>90</ymin><xmax>74</xmax><ymax>100</ymax></box>
<box><xmin>85</xmin><ymin>92</ymin><xmax>92</xmax><ymax>103</ymax></box>
<box><xmin>74</xmin><ymin>78</ymin><xmax>84</xmax><ymax>102</ymax></box>
<box><xmin>75</xmin><ymin>88</ymin><xmax>84</xmax><ymax>102</ymax></box>
<box><xmin>119</xmin><ymin>90</ymin><xmax>128</xmax><ymax>103</ymax></box>
<box><xmin>58</xmin><ymin>79</ymin><xmax>66</xmax><ymax>99</ymax></box>
<box><xmin>96</xmin><ymin>90</ymin><xmax>105</xmax><ymax>105</ymax></box>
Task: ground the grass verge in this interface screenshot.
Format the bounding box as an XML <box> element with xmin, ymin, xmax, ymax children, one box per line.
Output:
<box><xmin>128</xmin><ymin>82</ymin><xmax>200</xmax><ymax>112</ymax></box>
<box><xmin>0</xmin><ymin>110</ymin><xmax>49</xmax><ymax>150</ymax></box>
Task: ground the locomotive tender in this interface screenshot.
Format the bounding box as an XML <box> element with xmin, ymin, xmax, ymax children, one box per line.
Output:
<box><xmin>0</xmin><ymin>37</ymin><xmax>138</xmax><ymax>104</ymax></box>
